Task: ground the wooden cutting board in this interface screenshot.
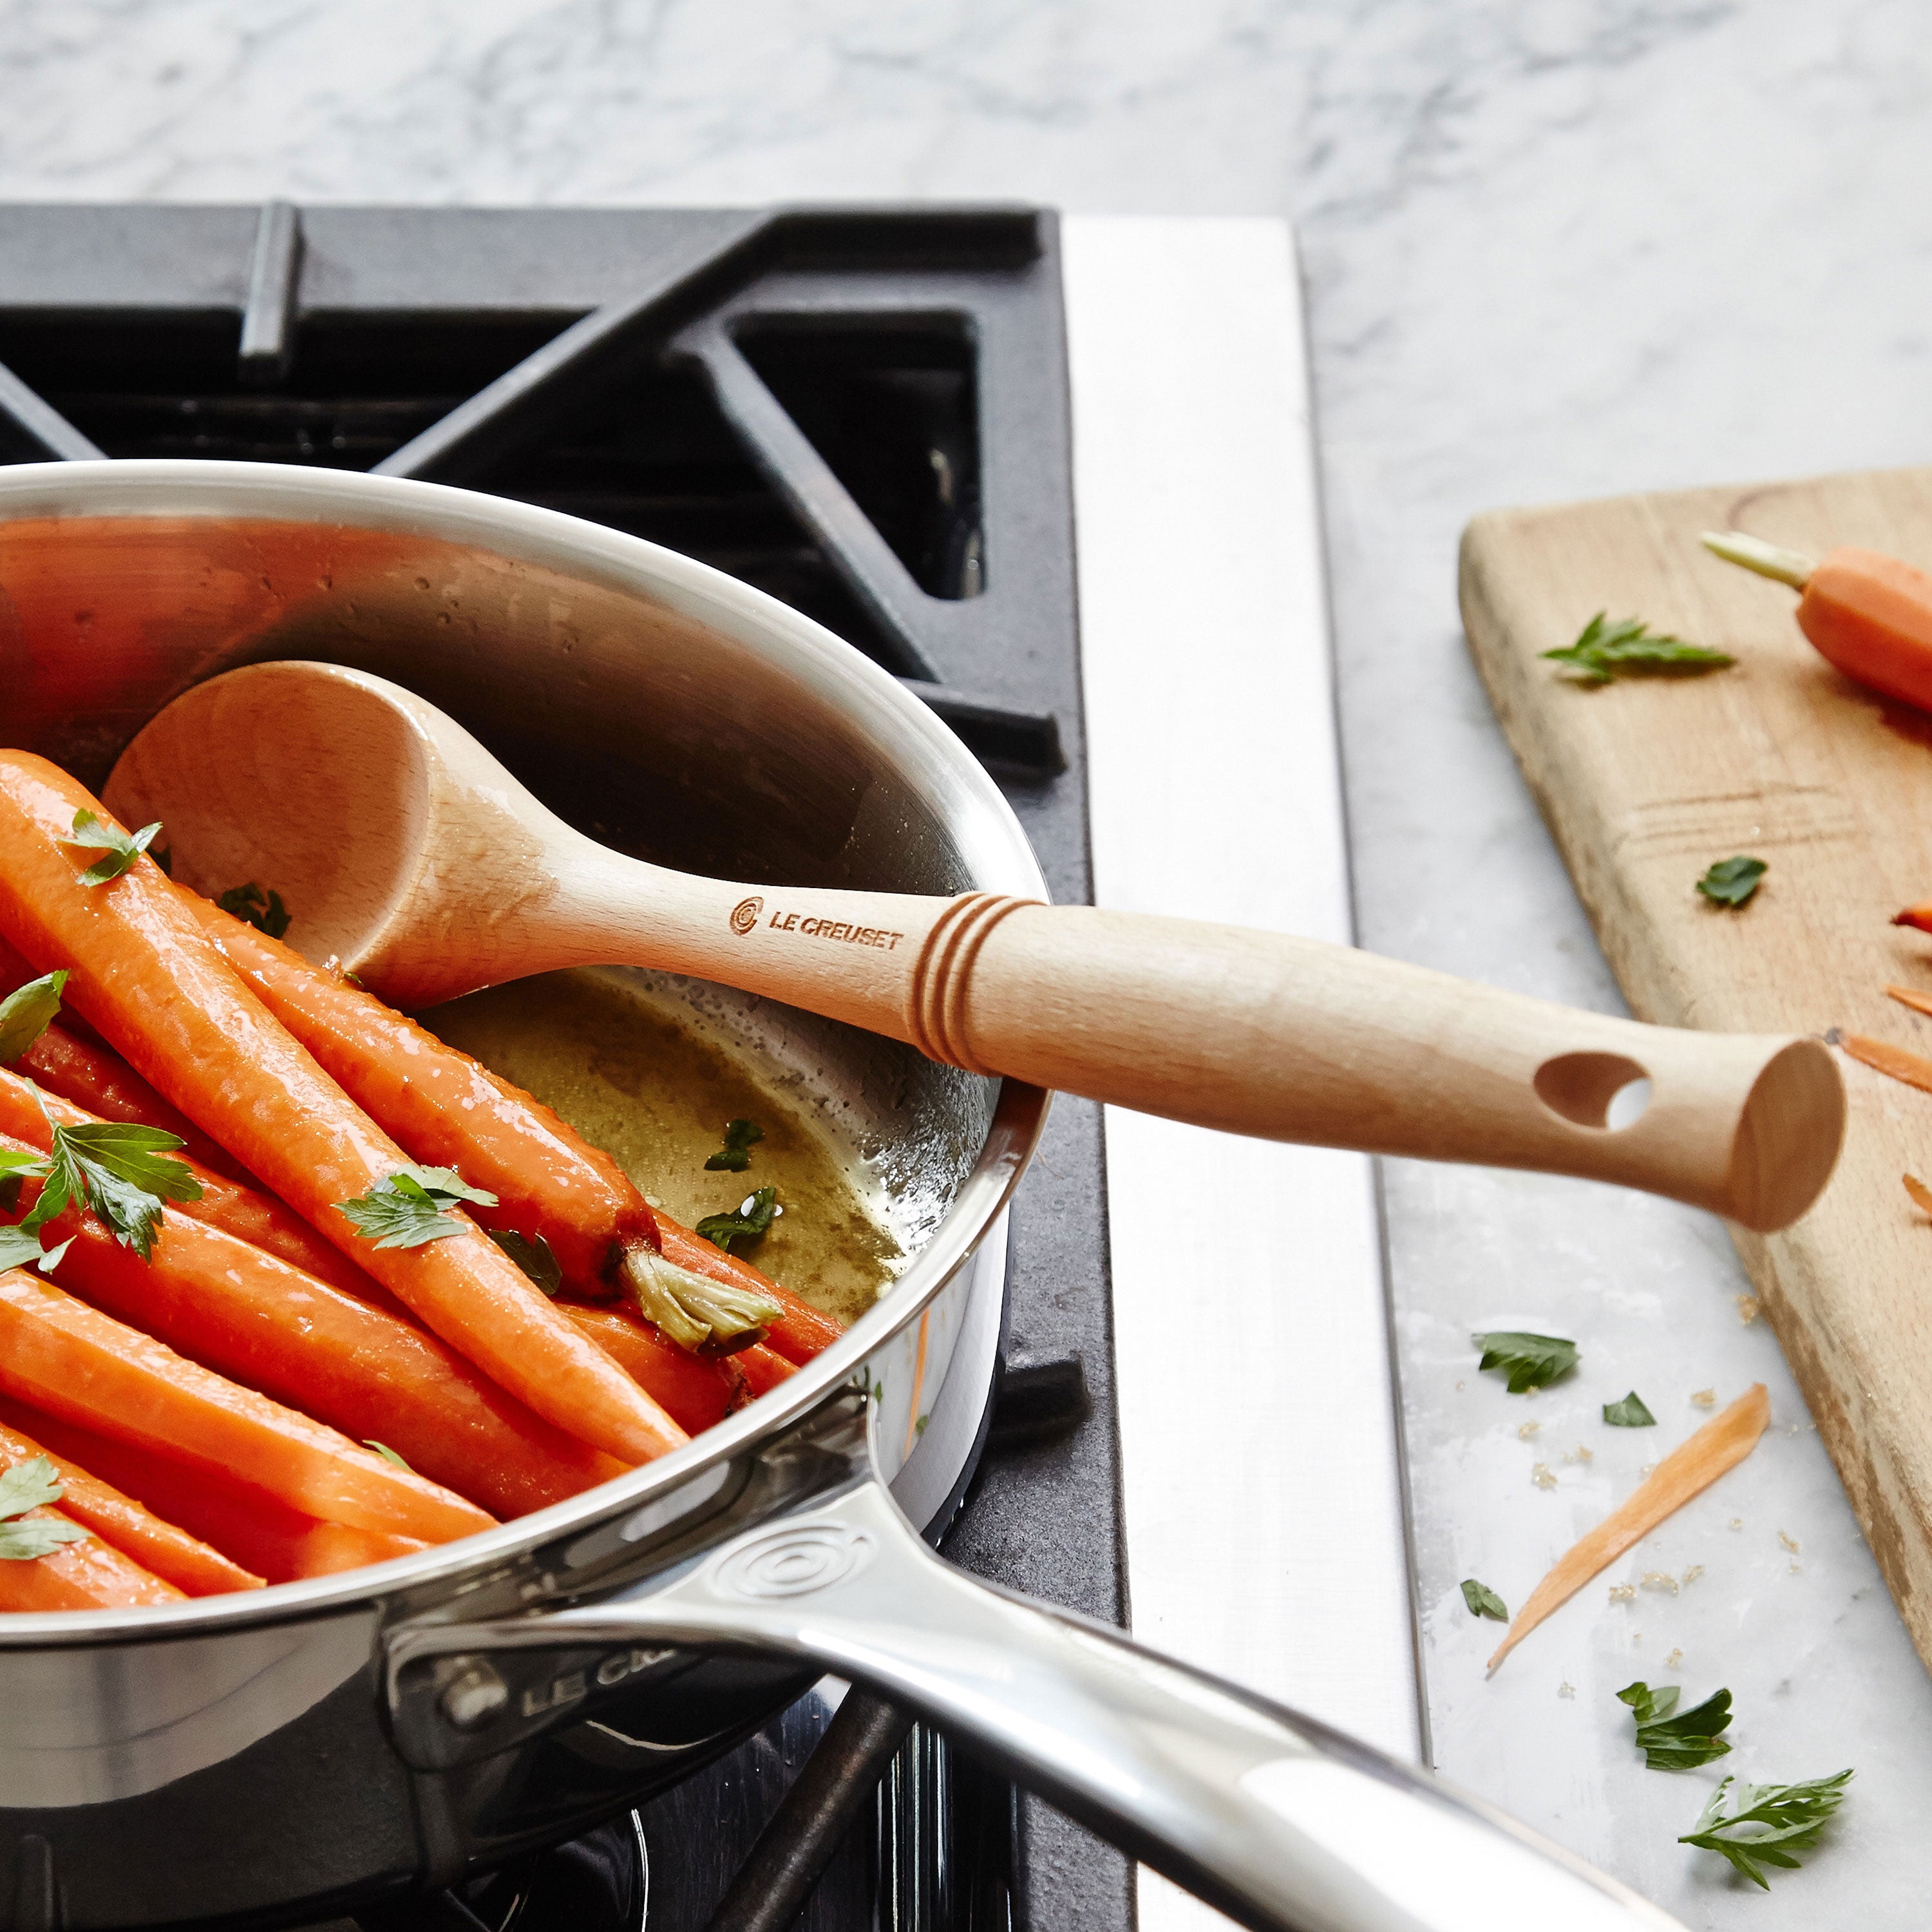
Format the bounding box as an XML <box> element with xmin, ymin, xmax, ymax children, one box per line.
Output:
<box><xmin>1461</xmin><ymin>464</ymin><xmax>1932</xmax><ymax>1676</ymax></box>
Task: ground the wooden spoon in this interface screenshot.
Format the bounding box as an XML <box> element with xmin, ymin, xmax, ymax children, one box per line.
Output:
<box><xmin>104</xmin><ymin>661</ymin><xmax>1844</xmax><ymax>1233</ymax></box>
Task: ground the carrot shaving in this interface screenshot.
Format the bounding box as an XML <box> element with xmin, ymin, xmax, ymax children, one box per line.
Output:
<box><xmin>1907</xmin><ymin>1174</ymin><xmax>1932</xmax><ymax>1215</ymax></box>
<box><xmin>1835</xmin><ymin>1030</ymin><xmax>1932</xmax><ymax>1096</ymax></box>
<box><xmin>1488</xmin><ymin>1384</ymin><xmax>1770</xmax><ymax>1671</ymax></box>
<box><xmin>1887</xmin><ymin>984</ymin><xmax>1932</xmax><ymax>1021</ymax></box>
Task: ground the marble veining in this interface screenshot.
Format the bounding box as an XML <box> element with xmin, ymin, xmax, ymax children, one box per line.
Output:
<box><xmin>2</xmin><ymin>2</ymin><xmax>1931</xmax><ymax>1920</ymax></box>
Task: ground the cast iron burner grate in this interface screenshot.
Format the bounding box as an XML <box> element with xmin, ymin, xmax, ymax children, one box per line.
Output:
<box><xmin>0</xmin><ymin>203</ymin><xmax>1126</xmax><ymax>1932</ymax></box>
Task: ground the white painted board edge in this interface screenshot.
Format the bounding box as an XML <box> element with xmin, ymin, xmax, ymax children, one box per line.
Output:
<box><xmin>1061</xmin><ymin>214</ymin><xmax>1420</xmax><ymax>1932</ymax></box>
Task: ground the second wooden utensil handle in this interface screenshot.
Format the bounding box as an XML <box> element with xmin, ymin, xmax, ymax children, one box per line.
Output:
<box><xmin>592</xmin><ymin>879</ymin><xmax>1844</xmax><ymax>1235</ymax></box>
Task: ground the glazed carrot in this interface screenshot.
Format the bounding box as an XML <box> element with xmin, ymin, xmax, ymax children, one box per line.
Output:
<box><xmin>0</xmin><ymin>1403</ymin><xmax>426</xmax><ymax>1584</ymax></box>
<box><xmin>0</xmin><ymin>1487</ymin><xmax>182</xmax><ymax>1609</ymax></box>
<box><xmin>1705</xmin><ymin>531</ymin><xmax>1932</xmax><ymax>713</ymax></box>
<box><xmin>0</xmin><ymin>755</ymin><xmax>687</xmax><ymax>1466</ymax></box>
<box><xmin>737</xmin><ymin>1342</ymin><xmax>799</xmax><ymax>1398</ymax></box>
<box><xmin>10</xmin><ymin>1019</ymin><xmax>249</xmax><ymax>1181</ymax></box>
<box><xmin>0</xmin><ymin>1062</ymin><xmax>402</xmax><ymax>1311</ymax></box>
<box><xmin>657</xmin><ymin>1217</ymin><xmax>845</xmax><ymax>1365</ymax></box>
<box><xmin>1886</xmin><ymin>982</ymin><xmax>1932</xmax><ymax>1016</ymax></box>
<box><xmin>1835</xmin><ymin>1030</ymin><xmax>1932</xmax><ymax>1097</ymax></box>
<box><xmin>562</xmin><ymin>1303</ymin><xmax>740</xmax><ymax>1435</ymax></box>
<box><xmin>0</xmin><ymin>1404</ymin><xmax>260</xmax><ymax>1595</ymax></box>
<box><xmin>5</xmin><ymin>1138</ymin><xmax>626</xmax><ymax>1518</ymax></box>
<box><xmin>0</xmin><ymin>1267</ymin><xmax>494</xmax><ymax>1543</ymax></box>
<box><xmin>189</xmin><ymin>897</ymin><xmax>815</xmax><ymax>1357</ymax></box>
<box><xmin>1488</xmin><ymin>1385</ymin><xmax>1770</xmax><ymax>1670</ymax></box>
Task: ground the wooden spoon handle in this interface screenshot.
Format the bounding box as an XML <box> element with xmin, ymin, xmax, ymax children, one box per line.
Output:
<box><xmin>578</xmin><ymin>875</ymin><xmax>1844</xmax><ymax>1234</ymax></box>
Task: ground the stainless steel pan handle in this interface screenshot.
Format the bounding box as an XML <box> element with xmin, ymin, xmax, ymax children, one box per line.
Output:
<box><xmin>480</xmin><ymin>1474</ymin><xmax>1683</xmax><ymax>1932</ymax></box>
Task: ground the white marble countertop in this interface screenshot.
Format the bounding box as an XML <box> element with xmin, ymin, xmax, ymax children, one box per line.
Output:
<box><xmin>3</xmin><ymin>3</ymin><xmax>1930</xmax><ymax>1921</ymax></box>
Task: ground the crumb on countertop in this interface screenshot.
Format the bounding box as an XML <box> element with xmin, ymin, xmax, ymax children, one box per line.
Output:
<box><xmin>1682</xmin><ymin>1564</ymin><xmax>1704</xmax><ymax>1586</ymax></box>
<box><xmin>1609</xmin><ymin>1582</ymin><xmax>1635</xmax><ymax>1603</ymax></box>
<box><xmin>1779</xmin><ymin>1531</ymin><xmax>1801</xmax><ymax>1554</ymax></box>
<box><xmin>1558</xmin><ymin>1681</ymin><xmax>1575</xmax><ymax>1699</ymax></box>
<box><xmin>1736</xmin><ymin>1294</ymin><xmax>1762</xmax><ymax>1324</ymax></box>
<box><xmin>1531</xmin><ymin>1462</ymin><xmax>1557</xmax><ymax>1490</ymax></box>
<box><xmin>1642</xmin><ymin>1571</ymin><xmax>1679</xmax><ymax>1595</ymax></box>
<box><xmin>1667</xmin><ymin>1647</ymin><xmax>1683</xmax><ymax>1668</ymax></box>
<box><xmin>1518</xmin><ymin>1419</ymin><xmax>1540</xmax><ymax>1439</ymax></box>
<box><xmin>1691</xmin><ymin>1388</ymin><xmax>1716</xmax><ymax>1408</ymax></box>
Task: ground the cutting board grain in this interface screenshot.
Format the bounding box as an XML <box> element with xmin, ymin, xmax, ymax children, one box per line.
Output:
<box><xmin>1461</xmin><ymin>464</ymin><xmax>1932</xmax><ymax>1673</ymax></box>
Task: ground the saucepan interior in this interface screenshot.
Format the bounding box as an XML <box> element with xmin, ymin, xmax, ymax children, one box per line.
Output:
<box><xmin>0</xmin><ymin>458</ymin><xmax>1050</xmax><ymax>1640</ymax></box>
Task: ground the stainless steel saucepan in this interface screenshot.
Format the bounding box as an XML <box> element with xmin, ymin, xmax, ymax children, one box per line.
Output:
<box><xmin>0</xmin><ymin>462</ymin><xmax>1687</xmax><ymax>1932</ymax></box>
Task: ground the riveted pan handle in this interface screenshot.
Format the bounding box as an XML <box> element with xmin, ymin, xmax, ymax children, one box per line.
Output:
<box><xmin>518</xmin><ymin>1477</ymin><xmax>1683</xmax><ymax>1932</ymax></box>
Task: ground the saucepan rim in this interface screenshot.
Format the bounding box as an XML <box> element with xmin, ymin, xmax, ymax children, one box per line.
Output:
<box><xmin>0</xmin><ymin>458</ymin><xmax>1051</xmax><ymax>1646</ymax></box>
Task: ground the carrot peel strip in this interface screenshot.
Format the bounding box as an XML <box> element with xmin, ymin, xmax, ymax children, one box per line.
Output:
<box><xmin>1487</xmin><ymin>1384</ymin><xmax>1770</xmax><ymax>1671</ymax></box>
<box><xmin>1836</xmin><ymin>1030</ymin><xmax>1932</xmax><ymax>1095</ymax></box>
<box><xmin>1886</xmin><ymin>984</ymin><xmax>1932</xmax><ymax>1022</ymax></box>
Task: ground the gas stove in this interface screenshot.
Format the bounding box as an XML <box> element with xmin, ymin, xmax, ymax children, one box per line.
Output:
<box><xmin>0</xmin><ymin>202</ymin><xmax>1416</xmax><ymax>1932</ymax></box>
<box><xmin>0</xmin><ymin>202</ymin><xmax>1127</xmax><ymax>1932</ymax></box>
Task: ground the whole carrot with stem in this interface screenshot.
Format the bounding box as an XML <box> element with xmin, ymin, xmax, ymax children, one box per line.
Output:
<box><xmin>190</xmin><ymin>897</ymin><xmax>834</xmax><ymax>1358</ymax></box>
<box><xmin>1703</xmin><ymin>529</ymin><xmax>1932</xmax><ymax>713</ymax></box>
<box><xmin>0</xmin><ymin>1405</ymin><xmax>261</xmax><ymax>1595</ymax></box>
<box><xmin>6</xmin><ymin>1132</ymin><xmax>625</xmax><ymax>1518</ymax></box>
<box><xmin>0</xmin><ymin>1266</ymin><xmax>494</xmax><ymax>1544</ymax></box>
<box><xmin>0</xmin><ymin>754</ymin><xmax>688</xmax><ymax>1467</ymax></box>
<box><xmin>0</xmin><ymin>1400</ymin><xmax>427</xmax><ymax>1585</ymax></box>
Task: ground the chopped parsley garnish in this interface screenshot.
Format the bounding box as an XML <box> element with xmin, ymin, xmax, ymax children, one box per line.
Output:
<box><xmin>15</xmin><ymin>1121</ymin><xmax>204</xmax><ymax>1261</ymax></box>
<box><xmin>696</xmin><ymin>1185</ymin><xmax>780</xmax><ymax>1256</ymax></box>
<box><xmin>1603</xmin><ymin>1390</ymin><xmax>1656</xmax><ymax>1427</ymax></box>
<box><xmin>363</xmin><ymin>1440</ymin><xmax>413</xmax><ymax>1472</ymax></box>
<box><xmin>0</xmin><ymin>971</ymin><xmax>67</xmax><ymax>1066</ymax></box>
<box><xmin>488</xmin><ymin>1227</ymin><xmax>562</xmax><ymax>1296</ymax></box>
<box><xmin>1618</xmin><ymin>1681</ymin><xmax>1733</xmax><ymax>1769</ymax></box>
<box><xmin>1697</xmin><ymin>855</ymin><xmax>1767</xmax><ymax>909</ymax></box>
<box><xmin>1544</xmin><ymin>613</ymin><xmax>1734</xmax><ymax>685</ymax></box>
<box><xmin>704</xmin><ymin>1117</ymin><xmax>765</xmax><ymax>1173</ymax></box>
<box><xmin>0</xmin><ymin>1455</ymin><xmax>88</xmax><ymax>1561</ymax></box>
<box><xmin>1678</xmin><ymin>1770</ymin><xmax>1852</xmax><ymax>1888</ymax></box>
<box><xmin>0</xmin><ymin>1220</ymin><xmax>70</xmax><ymax>1275</ymax></box>
<box><xmin>337</xmin><ymin>1164</ymin><xmax>498</xmax><ymax>1250</ymax></box>
<box><xmin>61</xmin><ymin>809</ymin><xmax>164</xmax><ymax>887</ymax></box>
<box><xmin>217</xmin><ymin>881</ymin><xmax>291</xmax><ymax>940</ymax></box>
<box><xmin>1461</xmin><ymin>1578</ymin><xmax>1508</xmax><ymax>1621</ymax></box>
<box><xmin>1472</xmin><ymin>1331</ymin><xmax>1578</xmax><ymax>1394</ymax></box>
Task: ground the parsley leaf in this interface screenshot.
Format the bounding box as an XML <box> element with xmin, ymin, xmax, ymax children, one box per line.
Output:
<box><xmin>0</xmin><ymin>1222</ymin><xmax>71</xmax><ymax>1275</ymax></box>
<box><xmin>704</xmin><ymin>1117</ymin><xmax>765</xmax><ymax>1173</ymax></box>
<box><xmin>61</xmin><ymin>809</ymin><xmax>164</xmax><ymax>887</ymax></box>
<box><xmin>1603</xmin><ymin>1390</ymin><xmax>1656</xmax><ymax>1427</ymax></box>
<box><xmin>0</xmin><ymin>1453</ymin><xmax>86</xmax><ymax>1562</ymax></box>
<box><xmin>1544</xmin><ymin>613</ymin><xmax>1734</xmax><ymax>686</ymax></box>
<box><xmin>336</xmin><ymin>1164</ymin><xmax>498</xmax><ymax>1249</ymax></box>
<box><xmin>1679</xmin><ymin>1770</ymin><xmax>1852</xmax><ymax>1888</ymax></box>
<box><xmin>1472</xmin><ymin>1331</ymin><xmax>1578</xmax><ymax>1394</ymax></box>
<box><xmin>23</xmin><ymin>1122</ymin><xmax>202</xmax><ymax>1261</ymax></box>
<box><xmin>0</xmin><ymin>971</ymin><xmax>67</xmax><ymax>1065</ymax></box>
<box><xmin>1618</xmin><ymin>1681</ymin><xmax>1734</xmax><ymax>1770</ymax></box>
<box><xmin>363</xmin><ymin>1439</ymin><xmax>413</xmax><ymax>1472</ymax></box>
<box><xmin>1461</xmin><ymin>1578</ymin><xmax>1508</xmax><ymax>1621</ymax></box>
<box><xmin>217</xmin><ymin>882</ymin><xmax>291</xmax><ymax>940</ymax></box>
<box><xmin>1698</xmin><ymin>855</ymin><xmax>1767</xmax><ymax>909</ymax></box>
<box><xmin>488</xmin><ymin>1228</ymin><xmax>562</xmax><ymax>1296</ymax></box>
<box><xmin>696</xmin><ymin>1186</ymin><xmax>780</xmax><ymax>1255</ymax></box>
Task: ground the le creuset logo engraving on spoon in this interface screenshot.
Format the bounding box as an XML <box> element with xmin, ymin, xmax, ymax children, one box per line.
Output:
<box><xmin>728</xmin><ymin>894</ymin><xmax>907</xmax><ymax>952</ymax></box>
<box><xmin>713</xmin><ymin>1523</ymin><xmax>876</xmax><ymax>1600</ymax></box>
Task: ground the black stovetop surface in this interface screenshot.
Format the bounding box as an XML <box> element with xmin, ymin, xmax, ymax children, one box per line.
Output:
<box><xmin>0</xmin><ymin>202</ymin><xmax>1128</xmax><ymax>1932</ymax></box>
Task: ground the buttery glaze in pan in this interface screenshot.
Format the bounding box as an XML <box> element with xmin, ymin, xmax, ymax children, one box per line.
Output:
<box><xmin>421</xmin><ymin>965</ymin><xmax>903</xmax><ymax>1328</ymax></box>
